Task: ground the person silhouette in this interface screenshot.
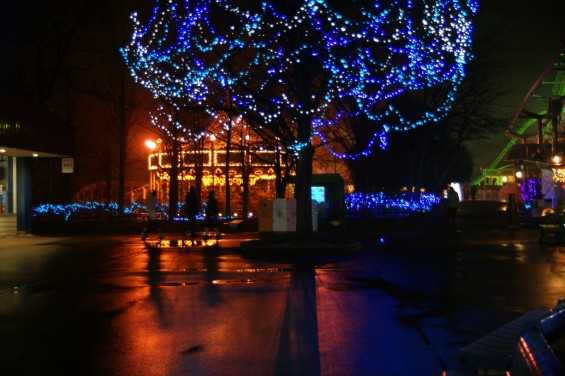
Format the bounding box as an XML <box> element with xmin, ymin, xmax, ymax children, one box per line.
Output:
<box><xmin>184</xmin><ymin>186</ymin><xmax>199</xmax><ymax>239</ymax></box>
<box><xmin>447</xmin><ymin>186</ymin><xmax>460</xmax><ymax>220</ymax></box>
<box><xmin>203</xmin><ymin>190</ymin><xmax>221</xmax><ymax>241</ymax></box>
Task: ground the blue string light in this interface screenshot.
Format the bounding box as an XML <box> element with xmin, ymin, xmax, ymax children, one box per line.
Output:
<box><xmin>32</xmin><ymin>202</ymin><xmax>168</xmax><ymax>221</ymax></box>
<box><xmin>121</xmin><ymin>0</ymin><xmax>477</xmax><ymax>159</ymax></box>
<box><xmin>345</xmin><ymin>192</ymin><xmax>441</xmax><ymax>216</ymax></box>
<box><xmin>32</xmin><ymin>192</ymin><xmax>440</xmax><ymax>221</ymax></box>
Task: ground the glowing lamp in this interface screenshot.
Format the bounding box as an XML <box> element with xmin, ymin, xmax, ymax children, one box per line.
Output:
<box><xmin>145</xmin><ymin>140</ymin><xmax>157</xmax><ymax>150</ymax></box>
<box><xmin>515</xmin><ymin>171</ymin><xmax>523</xmax><ymax>179</ymax></box>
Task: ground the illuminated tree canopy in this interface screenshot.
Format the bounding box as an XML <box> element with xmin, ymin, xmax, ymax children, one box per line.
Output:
<box><xmin>122</xmin><ymin>0</ymin><xmax>477</xmax><ymax>239</ymax></box>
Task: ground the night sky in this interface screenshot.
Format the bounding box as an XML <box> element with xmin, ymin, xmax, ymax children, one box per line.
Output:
<box><xmin>470</xmin><ymin>0</ymin><xmax>565</xmax><ymax>174</ymax></box>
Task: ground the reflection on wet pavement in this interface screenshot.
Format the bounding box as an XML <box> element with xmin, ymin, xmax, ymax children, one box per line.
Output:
<box><xmin>4</xmin><ymin>231</ymin><xmax>565</xmax><ymax>375</ymax></box>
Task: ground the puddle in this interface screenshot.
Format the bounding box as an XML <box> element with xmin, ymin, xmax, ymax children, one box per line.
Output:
<box><xmin>152</xmin><ymin>281</ymin><xmax>204</xmax><ymax>287</ymax></box>
<box><xmin>145</xmin><ymin>240</ymin><xmax>218</xmax><ymax>248</ymax></box>
<box><xmin>151</xmin><ymin>278</ymin><xmax>287</xmax><ymax>287</ymax></box>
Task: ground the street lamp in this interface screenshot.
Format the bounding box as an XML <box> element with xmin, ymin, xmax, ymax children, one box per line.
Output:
<box><xmin>552</xmin><ymin>155</ymin><xmax>563</xmax><ymax>210</ymax></box>
<box><xmin>515</xmin><ymin>171</ymin><xmax>523</xmax><ymax>180</ymax></box>
<box><xmin>145</xmin><ymin>140</ymin><xmax>156</xmax><ymax>150</ymax></box>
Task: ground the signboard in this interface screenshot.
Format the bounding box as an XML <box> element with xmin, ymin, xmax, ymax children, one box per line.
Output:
<box><xmin>62</xmin><ymin>158</ymin><xmax>74</xmax><ymax>173</ymax></box>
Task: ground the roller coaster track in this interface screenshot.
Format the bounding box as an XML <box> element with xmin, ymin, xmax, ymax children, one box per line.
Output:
<box><xmin>473</xmin><ymin>46</ymin><xmax>565</xmax><ymax>185</ymax></box>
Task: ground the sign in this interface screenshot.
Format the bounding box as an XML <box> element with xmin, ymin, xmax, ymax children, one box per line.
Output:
<box><xmin>62</xmin><ymin>158</ymin><xmax>74</xmax><ymax>173</ymax></box>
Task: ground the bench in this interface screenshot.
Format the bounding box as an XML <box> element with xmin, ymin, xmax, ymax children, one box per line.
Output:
<box><xmin>445</xmin><ymin>302</ymin><xmax>565</xmax><ymax>375</ymax></box>
<box><xmin>540</xmin><ymin>214</ymin><xmax>565</xmax><ymax>244</ymax></box>
<box><xmin>540</xmin><ymin>224</ymin><xmax>565</xmax><ymax>244</ymax></box>
<box><xmin>453</xmin><ymin>307</ymin><xmax>550</xmax><ymax>374</ymax></box>
<box><xmin>228</xmin><ymin>219</ymin><xmax>244</xmax><ymax>229</ymax></box>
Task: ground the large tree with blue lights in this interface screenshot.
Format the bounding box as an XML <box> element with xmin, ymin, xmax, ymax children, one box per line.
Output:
<box><xmin>122</xmin><ymin>0</ymin><xmax>477</xmax><ymax>242</ymax></box>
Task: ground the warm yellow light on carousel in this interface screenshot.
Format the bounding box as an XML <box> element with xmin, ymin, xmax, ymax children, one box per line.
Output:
<box><xmin>209</xmin><ymin>134</ymin><xmax>216</xmax><ymax>142</ymax></box>
<box><xmin>554</xmin><ymin>155</ymin><xmax>562</xmax><ymax>165</ymax></box>
<box><xmin>553</xmin><ymin>167</ymin><xmax>565</xmax><ymax>183</ymax></box>
<box><xmin>502</xmin><ymin>176</ymin><xmax>508</xmax><ymax>183</ymax></box>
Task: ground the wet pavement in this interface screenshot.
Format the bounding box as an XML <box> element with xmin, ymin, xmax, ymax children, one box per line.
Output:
<box><xmin>1</xmin><ymin>209</ymin><xmax>564</xmax><ymax>375</ymax></box>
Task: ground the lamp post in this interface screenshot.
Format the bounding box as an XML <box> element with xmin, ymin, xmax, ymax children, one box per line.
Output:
<box><xmin>553</xmin><ymin>155</ymin><xmax>562</xmax><ymax>210</ymax></box>
<box><xmin>145</xmin><ymin>138</ymin><xmax>162</xmax><ymax>200</ymax></box>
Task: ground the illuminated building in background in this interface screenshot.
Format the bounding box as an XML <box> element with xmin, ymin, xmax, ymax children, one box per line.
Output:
<box><xmin>146</xmin><ymin>128</ymin><xmax>288</xmax><ymax>218</ymax></box>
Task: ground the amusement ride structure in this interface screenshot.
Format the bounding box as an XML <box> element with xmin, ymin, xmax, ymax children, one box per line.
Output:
<box><xmin>475</xmin><ymin>45</ymin><xmax>565</xmax><ymax>212</ymax></box>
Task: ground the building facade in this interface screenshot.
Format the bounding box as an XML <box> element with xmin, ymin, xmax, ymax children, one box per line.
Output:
<box><xmin>147</xmin><ymin>140</ymin><xmax>283</xmax><ymax>217</ymax></box>
<box><xmin>0</xmin><ymin>97</ymin><xmax>74</xmax><ymax>236</ymax></box>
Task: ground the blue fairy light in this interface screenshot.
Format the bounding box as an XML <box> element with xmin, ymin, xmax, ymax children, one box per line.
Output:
<box><xmin>32</xmin><ymin>191</ymin><xmax>440</xmax><ymax>222</ymax></box>
<box><xmin>121</xmin><ymin>0</ymin><xmax>477</xmax><ymax>160</ymax></box>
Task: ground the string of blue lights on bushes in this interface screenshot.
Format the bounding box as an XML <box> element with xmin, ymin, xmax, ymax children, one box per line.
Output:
<box><xmin>32</xmin><ymin>192</ymin><xmax>441</xmax><ymax>221</ymax></box>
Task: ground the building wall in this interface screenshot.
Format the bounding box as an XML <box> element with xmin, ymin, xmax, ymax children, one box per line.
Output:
<box><xmin>0</xmin><ymin>156</ymin><xmax>17</xmax><ymax>236</ymax></box>
<box><xmin>16</xmin><ymin>157</ymin><xmax>32</xmax><ymax>233</ymax></box>
<box><xmin>0</xmin><ymin>214</ymin><xmax>17</xmax><ymax>236</ymax></box>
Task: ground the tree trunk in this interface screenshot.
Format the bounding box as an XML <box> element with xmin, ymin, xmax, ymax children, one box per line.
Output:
<box><xmin>168</xmin><ymin>139</ymin><xmax>180</xmax><ymax>220</ymax></box>
<box><xmin>224</xmin><ymin>124</ymin><xmax>232</xmax><ymax>218</ymax></box>
<box><xmin>118</xmin><ymin>134</ymin><xmax>126</xmax><ymax>214</ymax></box>
<box><xmin>117</xmin><ymin>75</ymin><xmax>127</xmax><ymax>215</ymax></box>
<box><xmin>195</xmin><ymin>139</ymin><xmax>204</xmax><ymax>213</ymax></box>
<box><xmin>242</xmin><ymin>146</ymin><xmax>249</xmax><ymax>218</ymax></box>
<box><xmin>274</xmin><ymin>157</ymin><xmax>284</xmax><ymax>199</ymax></box>
<box><xmin>294</xmin><ymin>142</ymin><xmax>314</xmax><ymax>243</ymax></box>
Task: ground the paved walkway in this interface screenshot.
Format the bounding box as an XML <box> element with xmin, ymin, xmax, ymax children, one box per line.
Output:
<box><xmin>1</xmin><ymin>201</ymin><xmax>560</xmax><ymax>375</ymax></box>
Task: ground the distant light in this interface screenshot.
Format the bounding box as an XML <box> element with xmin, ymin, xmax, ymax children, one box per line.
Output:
<box><xmin>502</xmin><ymin>176</ymin><xmax>508</xmax><ymax>183</ymax></box>
<box><xmin>32</xmin><ymin>153</ymin><xmax>39</xmax><ymax>157</ymax></box>
<box><xmin>554</xmin><ymin>155</ymin><xmax>562</xmax><ymax>165</ymax></box>
<box><xmin>0</xmin><ymin>148</ymin><xmax>6</xmax><ymax>153</ymax></box>
<box><xmin>145</xmin><ymin>140</ymin><xmax>156</xmax><ymax>150</ymax></box>
<box><xmin>450</xmin><ymin>182</ymin><xmax>462</xmax><ymax>199</ymax></box>
<box><xmin>516</xmin><ymin>171</ymin><xmax>523</xmax><ymax>179</ymax></box>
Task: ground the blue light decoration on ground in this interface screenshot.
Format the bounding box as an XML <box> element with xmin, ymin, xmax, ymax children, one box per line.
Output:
<box><xmin>345</xmin><ymin>192</ymin><xmax>441</xmax><ymax>217</ymax></box>
<box><xmin>32</xmin><ymin>192</ymin><xmax>440</xmax><ymax>222</ymax></box>
<box><xmin>520</xmin><ymin>178</ymin><xmax>541</xmax><ymax>203</ymax></box>
<box><xmin>520</xmin><ymin>178</ymin><xmax>541</xmax><ymax>213</ymax></box>
<box><xmin>32</xmin><ymin>202</ymin><xmax>168</xmax><ymax>221</ymax></box>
